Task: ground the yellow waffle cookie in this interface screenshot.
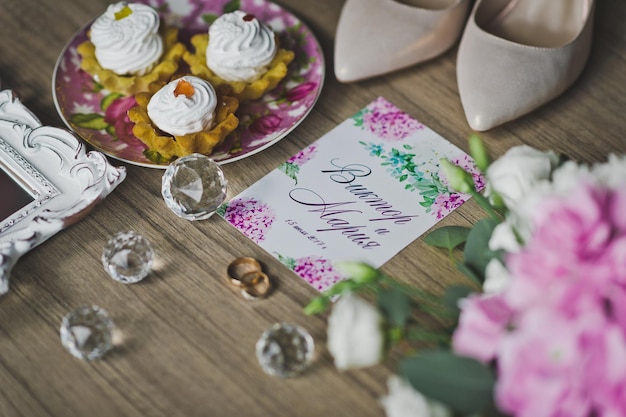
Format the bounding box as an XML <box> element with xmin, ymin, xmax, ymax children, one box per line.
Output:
<box><xmin>78</xmin><ymin>26</ymin><xmax>186</xmax><ymax>96</ymax></box>
<box><xmin>183</xmin><ymin>33</ymin><xmax>295</xmax><ymax>102</ymax></box>
<box><xmin>128</xmin><ymin>82</ymin><xmax>239</xmax><ymax>163</ymax></box>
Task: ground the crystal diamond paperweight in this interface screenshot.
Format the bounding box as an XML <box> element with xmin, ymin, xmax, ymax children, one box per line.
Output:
<box><xmin>60</xmin><ymin>305</ymin><xmax>114</xmax><ymax>360</ymax></box>
<box><xmin>161</xmin><ymin>153</ymin><xmax>228</xmax><ymax>220</ymax></box>
<box><xmin>256</xmin><ymin>323</ymin><xmax>315</xmax><ymax>378</ymax></box>
<box><xmin>102</xmin><ymin>231</ymin><xmax>154</xmax><ymax>284</ymax></box>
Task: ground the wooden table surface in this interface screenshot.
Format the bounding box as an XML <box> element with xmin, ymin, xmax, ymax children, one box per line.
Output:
<box><xmin>1</xmin><ymin>0</ymin><xmax>625</xmax><ymax>416</ymax></box>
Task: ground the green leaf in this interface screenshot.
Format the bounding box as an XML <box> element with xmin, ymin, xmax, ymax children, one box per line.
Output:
<box><xmin>105</xmin><ymin>124</ymin><xmax>117</xmax><ymax>138</ymax></box>
<box><xmin>101</xmin><ymin>92</ymin><xmax>124</xmax><ymax>111</ymax></box>
<box><xmin>351</xmin><ymin>108</ymin><xmax>368</xmax><ymax>124</ymax></box>
<box><xmin>405</xmin><ymin>329</ymin><xmax>451</xmax><ymax>344</ymax></box>
<box><xmin>414</xmin><ymin>182</ymin><xmax>438</xmax><ymax>194</ymax></box>
<box><xmin>443</xmin><ymin>285</ymin><xmax>475</xmax><ymax>314</ymax></box>
<box><xmin>468</xmin><ymin>134</ymin><xmax>489</xmax><ymax>172</ymax></box>
<box><xmin>276</xmin><ymin>253</ymin><xmax>296</xmax><ymax>270</ymax></box>
<box><xmin>223</xmin><ymin>0</ymin><xmax>240</xmax><ymax>13</ymax></box>
<box><xmin>93</xmin><ymin>82</ymin><xmax>104</xmax><ymax>93</ymax></box>
<box><xmin>144</xmin><ymin>149</ymin><xmax>173</xmax><ymax>164</ymax></box>
<box><xmin>277</xmin><ymin>162</ymin><xmax>300</xmax><ymax>184</ymax></box>
<box><xmin>216</xmin><ymin>203</ymin><xmax>227</xmax><ymax>217</ymax></box>
<box><xmin>303</xmin><ymin>296</ymin><xmax>329</xmax><ymax>315</ymax></box>
<box><xmin>69</xmin><ymin>113</ymin><xmax>108</xmax><ymax>131</ymax></box>
<box><xmin>399</xmin><ymin>351</ymin><xmax>495</xmax><ymax>414</ymax></box>
<box><xmin>439</xmin><ymin>158</ymin><xmax>475</xmax><ymax>194</ymax></box>
<box><xmin>335</xmin><ymin>261</ymin><xmax>379</xmax><ymax>284</ymax></box>
<box><xmin>202</xmin><ymin>13</ymin><xmax>219</xmax><ymax>25</ymax></box>
<box><xmin>424</xmin><ymin>226</ymin><xmax>471</xmax><ymax>251</ymax></box>
<box><xmin>325</xmin><ymin>280</ymin><xmax>359</xmax><ymax>297</ymax></box>
<box><xmin>378</xmin><ymin>286</ymin><xmax>411</xmax><ymax>328</ymax></box>
<box><xmin>419</xmin><ymin>198</ymin><xmax>434</xmax><ymax>208</ymax></box>
<box><xmin>455</xmin><ymin>260</ymin><xmax>483</xmax><ymax>286</ymax></box>
<box><xmin>463</xmin><ymin>218</ymin><xmax>500</xmax><ymax>280</ymax></box>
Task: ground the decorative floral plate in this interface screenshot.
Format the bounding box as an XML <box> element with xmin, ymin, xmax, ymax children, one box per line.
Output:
<box><xmin>52</xmin><ymin>0</ymin><xmax>325</xmax><ymax>168</ymax></box>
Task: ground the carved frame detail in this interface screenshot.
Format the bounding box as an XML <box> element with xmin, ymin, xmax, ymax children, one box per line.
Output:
<box><xmin>0</xmin><ymin>89</ymin><xmax>126</xmax><ymax>294</ymax></box>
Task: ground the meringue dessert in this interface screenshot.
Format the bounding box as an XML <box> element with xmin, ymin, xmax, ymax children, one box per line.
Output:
<box><xmin>78</xmin><ymin>2</ymin><xmax>186</xmax><ymax>95</ymax></box>
<box><xmin>184</xmin><ymin>10</ymin><xmax>294</xmax><ymax>102</ymax></box>
<box><xmin>128</xmin><ymin>76</ymin><xmax>239</xmax><ymax>163</ymax></box>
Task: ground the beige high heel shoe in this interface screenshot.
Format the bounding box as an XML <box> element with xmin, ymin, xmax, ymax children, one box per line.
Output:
<box><xmin>334</xmin><ymin>0</ymin><xmax>471</xmax><ymax>82</ymax></box>
<box><xmin>456</xmin><ymin>0</ymin><xmax>596</xmax><ymax>131</ymax></box>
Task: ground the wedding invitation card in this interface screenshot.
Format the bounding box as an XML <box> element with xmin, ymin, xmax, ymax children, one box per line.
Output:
<box><xmin>219</xmin><ymin>97</ymin><xmax>478</xmax><ymax>292</ymax></box>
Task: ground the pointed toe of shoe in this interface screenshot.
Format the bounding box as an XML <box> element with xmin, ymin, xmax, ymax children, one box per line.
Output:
<box><xmin>457</xmin><ymin>55</ymin><xmax>530</xmax><ymax>131</ymax></box>
<box><xmin>334</xmin><ymin>48</ymin><xmax>386</xmax><ymax>83</ymax></box>
<box><xmin>462</xmin><ymin>108</ymin><xmax>502</xmax><ymax>132</ymax></box>
<box><xmin>456</xmin><ymin>0</ymin><xmax>596</xmax><ymax>130</ymax></box>
<box><xmin>334</xmin><ymin>0</ymin><xmax>470</xmax><ymax>83</ymax></box>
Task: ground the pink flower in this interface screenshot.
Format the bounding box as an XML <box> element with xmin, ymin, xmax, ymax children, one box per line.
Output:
<box><xmin>449</xmin><ymin>154</ymin><xmax>485</xmax><ymax>192</ymax></box>
<box><xmin>452</xmin><ymin>294</ymin><xmax>514</xmax><ymax>363</ymax></box>
<box><xmin>287</xmin><ymin>145</ymin><xmax>317</xmax><ymax>166</ymax></box>
<box><xmin>432</xmin><ymin>193</ymin><xmax>466</xmax><ymax>219</ymax></box>
<box><xmin>453</xmin><ymin>182</ymin><xmax>626</xmax><ymax>417</ymax></box>
<box><xmin>495</xmin><ymin>308</ymin><xmax>595</xmax><ymax>417</ymax></box>
<box><xmin>505</xmin><ymin>185</ymin><xmax>622</xmax><ymax>313</ymax></box>
<box><xmin>293</xmin><ymin>256</ymin><xmax>343</xmax><ymax>292</ymax></box>
<box><xmin>249</xmin><ymin>114</ymin><xmax>282</xmax><ymax>136</ymax></box>
<box><xmin>362</xmin><ymin>97</ymin><xmax>423</xmax><ymax>141</ymax></box>
<box><xmin>223</xmin><ymin>198</ymin><xmax>275</xmax><ymax>243</ymax></box>
<box><xmin>104</xmin><ymin>96</ymin><xmax>137</xmax><ymax>144</ymax></box>
<box><xmin>607</xmin><ymin>242</ymin><xmax>626</xmax><ymax>286</ymax></box>
<box><xmin>582</xmin><ymin>323</ymin><xmax>626</xmax><ymax>417</ymax></box>
<box><xmin>286</xmin><ymin>82</ymin><xmax>317</xmax><ymax>102</ymax></box>
<box><xmin>605</xmin><ymin>285</ymin><xmax>626</xmax><ymax>331</ymax></box>
<box><xmin>609</xmin><ymin>186</ymin><xmax>626</xmax><ymax>232</ymax></box>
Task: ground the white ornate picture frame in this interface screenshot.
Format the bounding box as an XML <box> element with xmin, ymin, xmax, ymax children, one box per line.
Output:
<box><xmin>0</xmin><ymin>89</ymin><xmax>126</xmax><ymax>294</ymax></box>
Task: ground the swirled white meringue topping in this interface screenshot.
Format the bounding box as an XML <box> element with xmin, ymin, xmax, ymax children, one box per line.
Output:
<box><xmin>147</xmin><ymin>76</ymin><xmax>218</xmax><ymax>137</ymax></box>
<box><xmin>90</xmin><ymin>2</ymin><xmax>164</xmax><ymax>76</ymax></box>
<box><xmin>206</xmin><ymin>10</ymin><xmax>277</xmax><ymax>83</ymax></box>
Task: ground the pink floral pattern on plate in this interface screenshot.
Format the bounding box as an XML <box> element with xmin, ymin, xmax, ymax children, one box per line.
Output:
<box><xmin>52</xmin><ymin>0</ymin><xmax>325</xmax><ymax>168</ymax></box>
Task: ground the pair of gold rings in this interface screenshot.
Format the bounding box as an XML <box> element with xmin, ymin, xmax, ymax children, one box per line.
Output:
<box><xmin>226</xmin><ymin>257</ymin><xmax>272</xmax><ymax>300</ymax></box>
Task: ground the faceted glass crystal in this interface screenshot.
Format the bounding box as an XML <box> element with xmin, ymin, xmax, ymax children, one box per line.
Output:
<box><xmin>256</xmin><ymin>323</ymin><xmax>315</xmax><ymax>378</ymax></box>
<box><xmin>161</xmin><ymin>153</ymin><xmax>227</xmax><ymax>220</ymax></box>
<box><xmin>60</xmin><ymin>305</ymin><xmax>114</xmax><ymax>360</ymax></box>
<box><xmin>102</xmin><ymin>231</ymin><xmax>154</xmax><ymax>284</ymax></box>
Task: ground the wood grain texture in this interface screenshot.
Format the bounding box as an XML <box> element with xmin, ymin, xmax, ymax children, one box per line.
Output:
<box><xmin>1</xmin><ymin>0</ymin><xmax>625</xmax><ymax>416</ymax></box>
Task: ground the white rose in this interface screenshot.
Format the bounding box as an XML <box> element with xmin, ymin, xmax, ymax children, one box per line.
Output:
<box><xmin>591</xmin><ymin>154</ymin><xmax>626</xmax><ymax>189</ymax></box>
<box><xmin>380</xmin><ymin>375</ymin><xmax>452</xmax><ymax>417</ymax></box>
<box><xmin>550</xmin><ymin>160</ymin><xmax>591</xmax><ymax>195</ymax></box>
<box><xmin>485</xmin><ymin>145</ymin><xmax>559</xmax><ymax>209</ymax></box>
<box><xmin>327</xmin><ymin>292</ymin><xmax>385</xmax><ymax>370</ymax></box>
<box><xmin>539</xmin><ymin>155</ymin><xmax>626</xmax><ymax>197</ymax></box>
<box><xmin>489</xmin><ymin>215</ymin><xmax>523</xmax><ymax>252</ymax></box>
<box><xmin>483</xmin><ymin>259</ymin><xmax>509</xmax><ymax>294</ymax></box>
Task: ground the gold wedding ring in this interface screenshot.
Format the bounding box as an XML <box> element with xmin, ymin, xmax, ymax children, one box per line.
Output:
<box><xmin>240</xmin><ymin>271</ymin><xmax>272</xmax><ymax>300</ymax></box>
<box><xmin>227</xmin><ymin>257</ymin><xmax>262</xmax><ymax>287</ymax></box>
<box><xmin>226</xmin><ymin>257</ymin><xmax>272</xmax><ymax>300</ymax></box>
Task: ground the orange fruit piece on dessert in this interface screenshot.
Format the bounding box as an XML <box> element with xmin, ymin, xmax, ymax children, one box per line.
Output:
<box><xmin>128</xmin><ymin>81</ymin><xmax>240</xmax><ymax>164</ymax></box>
<box><xmin>173</xmin><ymin>79</ymin><xmax>195</xmax><ymax>98</ymax></box>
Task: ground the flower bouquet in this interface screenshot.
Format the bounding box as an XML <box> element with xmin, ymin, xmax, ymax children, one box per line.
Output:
<box><xmin>305</xmin><ymin>135</ymin><xmax>626</xmax><ymax>417</ymax></box>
